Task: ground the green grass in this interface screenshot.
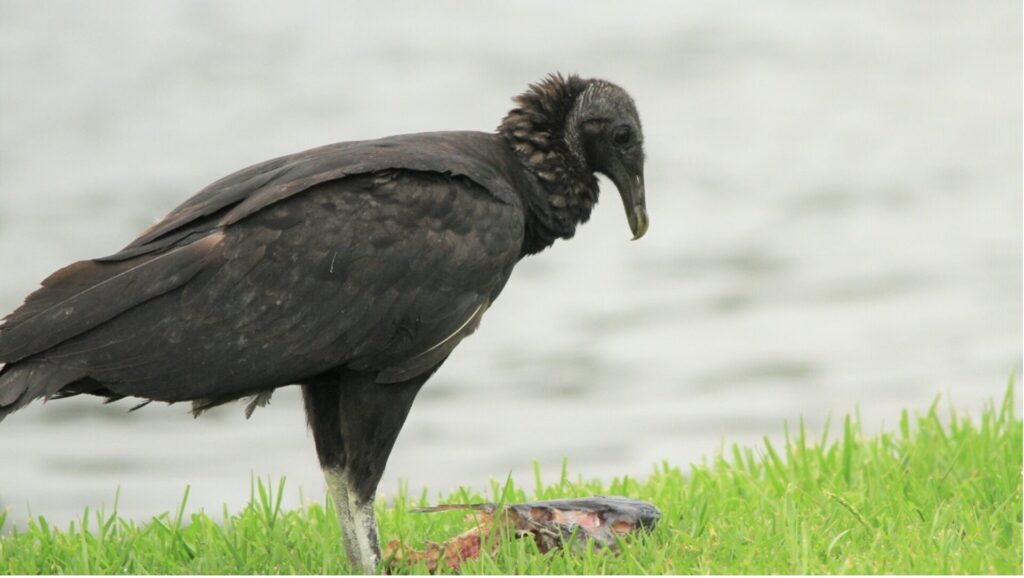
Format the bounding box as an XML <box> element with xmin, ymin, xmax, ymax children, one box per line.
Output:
<box><xmin>1</xmin><ymin>385</ymin><xmax>1020</xmax><ymax>574</ymax></box>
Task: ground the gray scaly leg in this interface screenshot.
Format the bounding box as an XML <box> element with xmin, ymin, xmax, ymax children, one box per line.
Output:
<box><xmin>325</xmin><ymin>468</ymin><xmax>380</xmax><ymax>574</ymax></box>
<box><xmin>303</xmin><ymin>371</ymin><xmax>428</xmax><ymax>574</ymax></box>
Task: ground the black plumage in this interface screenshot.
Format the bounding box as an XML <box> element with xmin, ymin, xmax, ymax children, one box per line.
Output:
<box><xmin>0</xmin><ymin>73</ymin><xmax>646</xmax><ymax>573</ymax></box>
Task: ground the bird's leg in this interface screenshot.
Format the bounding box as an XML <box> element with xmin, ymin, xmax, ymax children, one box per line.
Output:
<box><xmin>303</xmin><ymin>370</ymin><xmax>428</xmax><ymax>574</ymax></box>
<box><xmin>324</xmin><ymin>467</ymin><xmax>380</xmax><ymax>575</ymax></box>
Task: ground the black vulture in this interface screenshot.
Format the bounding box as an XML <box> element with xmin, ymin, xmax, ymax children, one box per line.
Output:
<box><xmin>0</xmin><ymin>73</ymin><xmax>646</xmax><ymax>573</ymax></box>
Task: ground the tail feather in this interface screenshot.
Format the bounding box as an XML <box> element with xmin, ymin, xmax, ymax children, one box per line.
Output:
<box><xmin>0</xmin><ymin>360</ymin><xmax>82</xmax><ymax>422</ymax></box>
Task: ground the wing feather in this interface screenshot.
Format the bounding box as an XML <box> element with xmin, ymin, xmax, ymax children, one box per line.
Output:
<box><xmin>9</xmin><ymin>171</ymin><xmax>521</xmax><ymax>405</ymax></box>
<box><xmin>0</xmin><ymin>232</ymin><xmax>224</xmax><ymax>363</ymax></box>
<box><xmin>0</xmin><ymin>131</ymin><xmax>530</xmax><ymax>416</ymax></box>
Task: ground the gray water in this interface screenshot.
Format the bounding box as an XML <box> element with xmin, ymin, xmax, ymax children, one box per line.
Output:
<box><xmin>0</xmin><ymin>1</ymin><xmax>1020</xmax><ymax>530</ymax></box>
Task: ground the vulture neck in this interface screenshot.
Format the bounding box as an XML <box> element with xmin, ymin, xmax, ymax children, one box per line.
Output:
<box><xmin>498</xmin><ymin>76</ymin><xmax>599</xmax><ymax>257</ymax></box>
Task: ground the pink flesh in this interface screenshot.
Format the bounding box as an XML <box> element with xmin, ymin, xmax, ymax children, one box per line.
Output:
<box><xmin>551</xmin><ymin>509</ymin><xmax>602</xmax><ymax>529</ymax></box>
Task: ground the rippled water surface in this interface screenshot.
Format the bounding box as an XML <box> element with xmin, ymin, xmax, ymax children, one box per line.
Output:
<box><xmin>0</xmin><ymin>0</ymin><xmax>1020</xmax><ymax>529</ymax></box>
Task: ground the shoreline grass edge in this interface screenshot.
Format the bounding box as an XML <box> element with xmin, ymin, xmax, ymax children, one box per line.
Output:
<box><xmin>1</xmin><ymin>384</ymin><xmax>1020</xmax><ymax>574</ymax></box>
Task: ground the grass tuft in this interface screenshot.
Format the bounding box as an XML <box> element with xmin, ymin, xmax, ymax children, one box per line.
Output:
<box><xmin>1</xmin><ymin>384</ymin><xmax>1020</xmax><ymax>574</ymax></box>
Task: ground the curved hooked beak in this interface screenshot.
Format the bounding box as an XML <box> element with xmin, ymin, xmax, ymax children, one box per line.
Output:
<box><xmin>608</xmin><ymin>167</ymin><xmax>649</xmax><ymax>240</ymax></box>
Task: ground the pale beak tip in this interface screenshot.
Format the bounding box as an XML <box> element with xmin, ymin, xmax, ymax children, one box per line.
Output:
<box><xmin>630</xmin><ymin>206</ymin><xmax>649</xmax><ymax>241</ymax></box>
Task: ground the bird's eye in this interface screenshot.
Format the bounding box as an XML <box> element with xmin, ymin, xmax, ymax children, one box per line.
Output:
<box><xmin>612</xmin><ymin>126</ymin><xmax>632</xmax><ymax>147</ymax></box>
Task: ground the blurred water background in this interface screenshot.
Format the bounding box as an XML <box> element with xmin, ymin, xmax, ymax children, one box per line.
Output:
<box><xmin>0</xmin><ymin>0</ymin><xmax>1020</xmax><ymax>530</ymax></box>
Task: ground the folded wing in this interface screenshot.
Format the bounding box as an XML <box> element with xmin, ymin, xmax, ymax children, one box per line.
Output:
<box><xmin>0</xmin><ymin>133</ymin><xmax>525</xmax><ymax>418</ymax></box>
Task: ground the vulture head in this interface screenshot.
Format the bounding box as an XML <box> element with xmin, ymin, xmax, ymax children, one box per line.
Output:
<box><xmin>500</xmin><ymin>74</ymin><xmax>648</xmax><ymax>244</ymax></box>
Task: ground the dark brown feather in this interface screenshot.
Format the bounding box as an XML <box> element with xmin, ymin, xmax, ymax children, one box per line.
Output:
<box><xmin>0</xmin><ymin>232</ymin><xmax>224</xmax><ymax>363</ymax></box>
<box><xmin>1</xmin><ymin>166</ymin><xmax>523</xmax><ymax>416</ymax></box>
<box><xmin>0</xmin><ymin>75</ymin><xmax>643</xmax><ymax>422</ymax></box>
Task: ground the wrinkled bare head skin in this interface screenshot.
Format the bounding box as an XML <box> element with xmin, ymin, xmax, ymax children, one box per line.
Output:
<box><xmin>499</xmin><ymin>74</ymin><xmax>647</xmax><ymax>250</ymax></box>
<box><xmin>567</xmin><ymin>80</ymin><xmax>647</xmax><ymax>239</ymax></box>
